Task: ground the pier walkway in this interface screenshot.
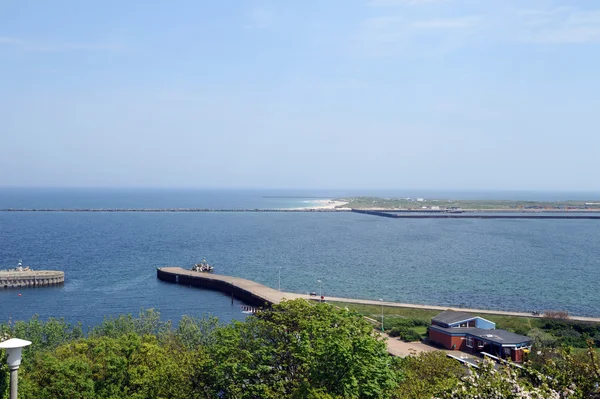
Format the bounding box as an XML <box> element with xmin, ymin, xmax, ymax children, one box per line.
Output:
<box><xmin>157</xmin><ymin>267</ymin><xmax>600</xmax><ymax>323</ymax></box>
<box><xmin>157</xmin><ymin>268</ymin><xmax>600</xmax><ymax>357</ymax></box>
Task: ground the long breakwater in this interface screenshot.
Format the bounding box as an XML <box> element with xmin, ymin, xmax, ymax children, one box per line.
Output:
<box><xmin>351</xmin><ymin>209</ymin><xmax>600</xmax><ymax>219</ymax></box>
<box><xmin>3</xmin><ymin>208</ymin><xmax>600</xmax><ymax>219</ymax></box>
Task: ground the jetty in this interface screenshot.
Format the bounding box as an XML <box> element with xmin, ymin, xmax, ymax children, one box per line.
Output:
<box><xmin>3</xmin><ymin>208</ymin><xmax>600</xmax><ymax>219</ymax></box>
<box><xmin>0</xmin><ymin>270</ymin><xmax>64</xmax><ymax>289</ymax></box>
<box><xmin>156</xmin><ymin>267</ymin><xmax>600</xmax><ymax>323</ymax></box>
<box><xmin>352</xmin><ymin>209</ymin><xmax>600</xmax><ymax>220</ymax></box>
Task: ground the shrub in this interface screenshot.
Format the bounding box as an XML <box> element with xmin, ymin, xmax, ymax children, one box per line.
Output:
<box><xmin>544</xmin><ymin>310</ymin><xmax>569</xmax><ymax>319</ymax></box>
<box><xmin>389</xmin><ymin>327</ymin><xmax>422</xmax><ymax>342</ymax></box>
<box><xmin>384</xmin><ymin>318</ymin><xmax>428</xmax><ymax>330</ymax></box>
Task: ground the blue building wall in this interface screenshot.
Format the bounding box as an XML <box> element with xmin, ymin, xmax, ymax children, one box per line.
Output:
<box><xmin>475</xmin><ymin>318</ymin><xmax>496</xmax><ymax>329</ymax></box>
<box><xmin>447</xmin><ymin>317</ymin><xmax>496</xmax><ymax>329</ymax></box>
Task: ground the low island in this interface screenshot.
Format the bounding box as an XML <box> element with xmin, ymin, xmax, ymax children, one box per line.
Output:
<box><xmin>334</xmin><ymin>196</ymin><xmax>600</xmax><ymax>212</ymax></box>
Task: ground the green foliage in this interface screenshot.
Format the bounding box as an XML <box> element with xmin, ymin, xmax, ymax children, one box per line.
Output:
<box><xmin>175</xmin><ymin>314</ymin><xmax>220</xmax><ymax>350</ymax></box>
<box><xmin>3</xmin><ymin>302</ymin><xmax>600</xmax><ymax>399</ymax></box>
<box><xmin>389</xmin><ymin>326</ymin><xmax>422</xmax><ymax>342</ymax></box>
<box><xmin>441</xmin><ymin>358</ymin><xmax>561</xmax><ymax>399</ymax></box>
<box><xmin>88</xmin><ymin>308</ymin><xmax>172</xmax><ymax>340</ymax></box>
<box><xmin>7</xmin><ymin>315</ymin><xmax>83</xmax><ymax>352</ymax></box>
<box><xmin>528</xmin><ymin>327</ymin><xmax>558</xmax><ymax>348</ymax></box>
<box><xmin>207</xmin><ymin>300</ymin><xmax>398</xmax><ymax>399</ymax></box>
<box><xmin>538</xmin><ymin>319</ymin><xmax>600</xmax><ymax>348</ymax></box>
<box><xmin>535</xmin><ymin>340</ymin><xmax>600</xmax><ymax>399</ymax></box>
<box><xmin>1</xmin><ymin>301</ymin><xmax>398</xmax><ymax>399</ymax></box>
<box><xmin>395</xmin><ymin>351</ymin><xmax>464</xmax><ymax>399</ymax></box>
<box><xmin>384</xmin><ymin>317</ymin><xmax>429</xmax><ymax>330</ymax></box>
<box><xmin>19</xmin><ymin>333</ymin><xmax>211</xmax><ymax>399</ymax></box>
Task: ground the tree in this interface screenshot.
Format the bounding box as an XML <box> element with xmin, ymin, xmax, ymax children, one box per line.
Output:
<box><xmin>538</xmin><ymin>340</ymin><xmax>600</xmax><ymax>399</ymax></box>
<box><xmin>207</xmin><ymin>299</ymin><xmax>398</xmax><ymax>399</ymax></box>
<box><xmin>440</xmin><ymin>358</ymin><xmax>561</xmax><ymax>399</ymax></box>
<box><xmin>17</xmin><ymin>333</ymin><xmax>211</xmax><ymax>399</ymax></box>
<box><xmin>394</xmin><ymin>351</ymin><xmax>464</xmax><ymax>399</ymax></box>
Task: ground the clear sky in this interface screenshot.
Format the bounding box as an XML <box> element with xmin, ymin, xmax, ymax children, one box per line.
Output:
<box><xmin>1</xmin><ymin>0</ymin><xmax>599</xmax><ymax>191</ymax></box>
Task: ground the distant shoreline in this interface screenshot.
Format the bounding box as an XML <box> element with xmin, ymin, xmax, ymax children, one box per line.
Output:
<box><xmin>336</xmin><ymin>196</ymin><xmax>600</xmax><ymax>212</ymax></box>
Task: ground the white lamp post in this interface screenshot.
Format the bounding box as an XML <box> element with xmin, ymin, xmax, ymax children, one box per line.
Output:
<box><xmin>317</xmin><ymin>280</ymin><xmax>322</xmax><ymax>302</ymax></box>
<box><xmin>0</xmin><ymin>338</ymin><xmax>32</xmax><ymax>399</ymax></box>
<box><xmin>379</xmin><ymin>299</ymin><xmax>384</xmax><ymax>332</ymax></box>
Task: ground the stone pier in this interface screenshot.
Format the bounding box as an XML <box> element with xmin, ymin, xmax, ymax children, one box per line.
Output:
<box><xmin>0</xmin><ymin>270</ymin><xmax>65</xmax><ymax>289</ymax></box>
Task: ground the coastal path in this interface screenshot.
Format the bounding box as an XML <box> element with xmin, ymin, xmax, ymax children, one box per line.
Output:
<box><xmin>156</xmin><ymin>267</ymin><xmax>600</xmax><ymax>357</ymax></box>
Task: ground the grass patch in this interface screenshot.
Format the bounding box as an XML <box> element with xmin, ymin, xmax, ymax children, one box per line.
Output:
<box><xmin>330</xmin><ymin>301</ymin><xmax>542</xmax><ymax>331</ymax></box>
<box><xmin>413</xmin><ymin>326</ymin><xmax>428</xmax><ymax>336</ymax></box>
<box><xmin>329</xmin><ymin>301</ymin><xmax>439</xmax><ymax>321</ymax></box>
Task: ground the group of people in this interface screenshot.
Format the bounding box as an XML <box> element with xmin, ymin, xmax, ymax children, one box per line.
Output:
<box><xmin>191</xmin><ymin>260</ymin><xmax>213</xmax><ymax>273</ymax></box>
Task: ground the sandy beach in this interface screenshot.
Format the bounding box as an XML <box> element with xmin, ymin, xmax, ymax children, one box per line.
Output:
<box><xmin>289</xmin><ymin>199</ymin><xmax>349</xmax><ymax>210</ymax></box>
<box><xmin>309</xmin><ymin>200</ymin><xmax>350</xmax><ymax>209</ymax></box>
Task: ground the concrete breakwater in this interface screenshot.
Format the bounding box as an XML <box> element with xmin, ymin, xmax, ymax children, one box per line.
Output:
<box><xmin>0</xmin><ymin>270</ymin><xmax>65</xmax><ymax>288</ymax></box>
<box><xmin>352</xmin><ymin>209</ymin><xmax>600</xmax><ymax>219</ymax></box>
<box><xmin>157</xmin><ymin>267</ymin><xmax>600</xmax><ymax>323</ymax></box>
<box><xmin>157</xmin><ymin>267</ymin><xmax>286</xmax><ymax>307</ymax></box>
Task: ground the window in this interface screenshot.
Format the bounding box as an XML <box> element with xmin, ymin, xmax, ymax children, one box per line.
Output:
<box><xmin>466</xmin><ymin>337</ymin><xmax>474</xmax><ymax>348</ymax></box>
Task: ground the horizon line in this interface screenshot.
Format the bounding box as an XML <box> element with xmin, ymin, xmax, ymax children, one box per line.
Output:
<box><xmin>1</xmin><ymin>186</ymin><xmax>600</xmax><ymax>193</ymax></box>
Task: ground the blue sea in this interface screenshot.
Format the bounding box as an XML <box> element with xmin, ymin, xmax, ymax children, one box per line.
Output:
<box><xmin>1</xmin><ymin>188</ymin><xmax>600</xmax><ymax>327</ymax></box>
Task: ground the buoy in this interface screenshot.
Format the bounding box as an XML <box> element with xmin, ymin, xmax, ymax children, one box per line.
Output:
<box><xmin>18</xmin><ymin>293</ymin><xmax>22</xmax><ymax>296</ymax></box>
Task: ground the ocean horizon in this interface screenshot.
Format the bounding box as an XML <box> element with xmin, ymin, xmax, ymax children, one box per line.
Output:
<box><xmin>1</xmin><ymin>187</ymin><xmax>599</xmax><ymax>209</ymax></box>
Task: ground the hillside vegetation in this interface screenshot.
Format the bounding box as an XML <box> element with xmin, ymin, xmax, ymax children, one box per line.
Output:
<box><xmin>1</xmin><ymin>300</ymin><xmax>599</xmax><ymax>399</ymax></box>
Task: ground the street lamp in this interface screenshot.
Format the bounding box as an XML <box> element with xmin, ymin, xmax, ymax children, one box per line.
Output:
<box><xmin>379</xmin><ymin>299</ymin><xmax>384</xmax><ymax>332</ymax></box>
<box><xmin>0</xmin><ymin>338</ymin><xmax>32</xmax><ymax>399</ymax></box>
<box><xmin>317</xmin><ymin>280</ymin><xmax>322</xmax><ymax>302</ymax></box>
<box><xmin>278</xmin><ymin>267</ymin><xmax>282</xmax><ymax>292</ymax></box>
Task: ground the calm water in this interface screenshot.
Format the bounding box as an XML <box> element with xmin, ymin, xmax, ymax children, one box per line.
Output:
<box><xmin>1</xmin><ymin>189</ymin><xmax>600</xmax><ymax>327</ymax></box>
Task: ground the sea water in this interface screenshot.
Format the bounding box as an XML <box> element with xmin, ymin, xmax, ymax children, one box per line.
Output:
<box><xmin>1</xmin><ymin>188</ymin><xmax>599</xmax><ymax>327</ymax></box>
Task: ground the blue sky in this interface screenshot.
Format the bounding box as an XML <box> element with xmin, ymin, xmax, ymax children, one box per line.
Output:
<box><xmin>1</xmin><ymin>0</ymin><xmax>599</xmax><ymax>190</ymax></box>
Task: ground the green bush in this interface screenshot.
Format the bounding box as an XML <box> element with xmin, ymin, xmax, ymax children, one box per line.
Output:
<box><xmin>384</xmin><ymin>318</ymin><xmax>428</xmax><ymax>330</ymax></box>
<box><xmin>2</xmin><ymin>301</ymin><xmax>398</xmax><ymax>399</ymax></box>
<box><xmin>389</xmin><ymin>327</ymin><xmax>422</xmax><ymax>342</ymax></box>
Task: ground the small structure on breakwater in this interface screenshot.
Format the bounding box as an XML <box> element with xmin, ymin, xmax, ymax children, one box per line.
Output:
<box><xmin>0</xmin><ymin>261</ymin><xmax>64</xmax><ymax>288</ymax></box>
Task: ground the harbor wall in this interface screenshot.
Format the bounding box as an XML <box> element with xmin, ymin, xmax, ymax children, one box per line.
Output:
<box><xmin>156</xmin><ymin>268</ymin><xmax>273</xmax><ymax>307</ymax></box>
<box><xmin>351</xmin><ymin>209</ymin><xmax>600</xmax><ymax>219</ymax></box>
<box><xmin>0</xmin><ymin>271</ymin><xmax>65</xmax><ymax>289</ymax></box>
